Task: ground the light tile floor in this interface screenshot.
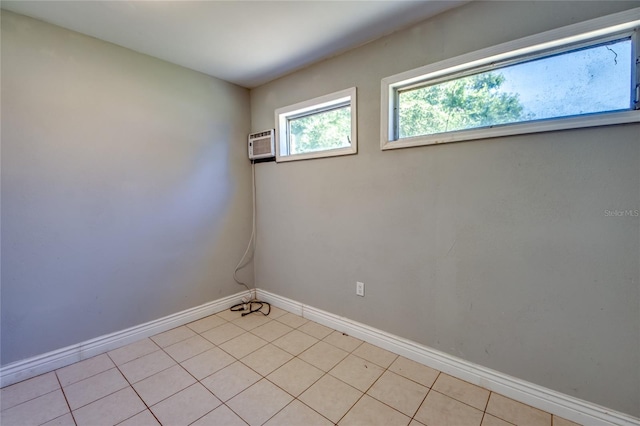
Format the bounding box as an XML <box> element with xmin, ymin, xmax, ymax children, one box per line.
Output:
<box><xmin>1</xmin><ymin>306</ymin><xmax>581</xmax><ymax>426</ymax></box>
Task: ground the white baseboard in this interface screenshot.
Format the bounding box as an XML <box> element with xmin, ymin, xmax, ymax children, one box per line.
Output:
<box><xmin>2</xmin><ymin>288</ymin><xmax>638</xmax><ymax>426</ymax></box>
<box><xmin>256</xmin><ymin>289</ymin><xmax>639</xmax><ymax>426</ymax></box>
<box><xmin>0</xmin><ymin>290</ymin><xmax>249</xmax><ymax>388</ymax></box>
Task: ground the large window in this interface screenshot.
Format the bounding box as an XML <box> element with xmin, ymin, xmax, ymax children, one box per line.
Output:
<box><xmin>276</xmin><ymin>87</ymin><xmax>357</xmax><ymax>162</ymax></box>
<box><xmin>381</xmin><ymin>9</ymin><xmax>640</xmax><ymax>150</ymax></box>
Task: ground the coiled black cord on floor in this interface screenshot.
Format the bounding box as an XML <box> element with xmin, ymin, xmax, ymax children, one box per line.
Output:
<box><xmin>230</xmin><ymin>301</ymin><xmax>271</xmax><ymax>317</ymax></box>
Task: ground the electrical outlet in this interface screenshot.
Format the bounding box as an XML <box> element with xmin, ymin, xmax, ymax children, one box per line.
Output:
<box><xmin>356</xmin><ymin>281</ymin><xmax>365</xmax><ymax>297</ymax></box>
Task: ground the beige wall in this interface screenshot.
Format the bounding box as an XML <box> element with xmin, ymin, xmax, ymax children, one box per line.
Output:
<box><xmin>1</xmin><ymin>11</ymin><xmax>251</xmax><ymax>364</ymax></box>
<box><xmin>250</xmin><ymin>1</ymin><xmax>640</xmax><ymax>416</ymax></box>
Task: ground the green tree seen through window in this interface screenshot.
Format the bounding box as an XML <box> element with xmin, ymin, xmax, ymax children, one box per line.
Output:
<box><xmin>289</xmin><ymin>106</ymin><xmax>351</xmax><ymax>154</ymax></box>
<box><xmin>399</xmin><ymin>72</ymin><xmax>527</xmax><ymax>138</ymax></box>
<box><xmin>286</xmin><ymin>72</ymin><xmax>525</xmax><ymax>151</ymax></box>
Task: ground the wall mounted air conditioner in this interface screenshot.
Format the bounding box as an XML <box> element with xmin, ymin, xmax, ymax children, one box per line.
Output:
<box><xmin>248</xmin><ymin>129</ymin><xmax>275</xmax><ymax>160</ymax></box>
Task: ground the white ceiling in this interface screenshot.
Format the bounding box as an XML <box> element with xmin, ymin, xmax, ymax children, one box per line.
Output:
<box><xmin>1</xmin><ymin>1</ymin><xmax>465</xmax><ymax>88</ymax></box>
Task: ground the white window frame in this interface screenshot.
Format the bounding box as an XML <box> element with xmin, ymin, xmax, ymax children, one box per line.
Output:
<box><xmin>381</xmin><ymin>8</ymin><xmax>640</xmax><ymax>151</ymax></box>
<box><xmin>275</xmin><ymin>87</ymin><xmax>357</xmax><ymax>162</ymax></box>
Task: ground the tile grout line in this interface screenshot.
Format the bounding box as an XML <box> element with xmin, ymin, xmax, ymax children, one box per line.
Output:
<box><xmin>215</xmin><ymin>329</ymin><xmax>320</xmax><ymax>425</ymax></box>
<box><xmin>428</xmin><ymin>388</ymin><xmax>490</xmax><ymax>415</ymax></box>
<box><xmin>150</xmin><ymin>330</ymin><xmax>200</xmax><ymax>351</ymax></box>
<box><xmin>107</xmin><ymin>313</ymin><xmax>235</xmax><ymax>412</ymax></box>
<box><xmin>108</xmin><ymin>351</ymin><xmax>163</xmax><ymax>426</ymax></box>
<box><xmin>0</xmin><ymin>387</ymin><xmax>61</xmax><ymax>415</ymax></box>
<box><xmin>104</xmin><ymin>352</ymin><xmax>148</xmax><ymax>424</ymax></box>
<box><xmin>275</xmin><ymin>310</ymin><xmax>562</xmax><ymax>424</ymax></box>
<box><xmin>484</xmin><ymin>392</ymin><xmax>547</xmax><ymax>426</ymax></box>
<box><xmin>412</xmin><ymin>386</ymin><xmax>433</xmax><ymax>425</ymax></box>
<box><xmin>55</xmin><ymin>355</ymin><xmax>118</xmax><ymax>389</ymax></box>
<box><xmin>221</xmin><ymin>401</ymin><xmax>252</xmax><ymax>426</ymax></box>
<box><xmin>412</xmin><ymin>371</ymin><xmax>442</xmax><ymax>420</ymax></box>
<box><xmin>119</xmin><ymin>354</ymin><xmax>175</xmax><ymax>388</ymax></box>
<box><xmin>147</xmin><ymin>322</ymin><xmax>241</xmax><ymax>426</ymax></box>
<box><xmin>201</xmin><ymin>356</ymin><xmax>266</xmax><ymax>426</ymax></box>
<box><xmin>334</xmin><ymin>351</ymin><xmax>413</xmax><ymax>425</ymax></box>
<box><xmin>3</xmin><ymin>312</ymin><xmax>237</xmax><ymax>425</ymax></box>
<box><xmin>7</xmin><ymin>309</ymin><xmax>564</xmax><ymax>426</ymax></box>
<box><xmin>257</xmin><ymin>397</ymin><xmax>300</xmax><ymax>426</ymax></box>
<box><xmin>479</xmin><ymin>408</ymin><xmax>488</xmax><ymax>425</ymax></box>
<box><xmin>54</xmin><ymin>370</ymin><xmax>78</xmax><ymax>426</ymax></box>
<box><xmin>62</xmin><ymin>367</ymin><xmax>139</xmax><ymax>413</ymax></box>
<box><xmin>483</xmin><ymin>389</ymin><xmax>491</xmax><ymax>411</ymax></box>
<box><xmin>166</xmin><ymin>363</ymin><xmax>235</xmax><ymax>426</ymax></box>
<box><xmin>108</xmin><ymin>338</ymin><xmax>163</xmax><ymax>365</ymax></box>
<box><xmin>145</xmin><ymin>365</ymin><xmax>218</xmax><ymax>422</ymax></box>
<box><xmin>190</xmin><ymin>312</ymin><xmax>512</xmax><ymax>426</ymax></box>
<box><xmin>326</xmin><ymin>344</ymin><xmax>499</xmax><ymax>425</ymax></box>
<box><xmin>479</xmin><ymin>390</ymin><xmax>493</xmax><ymax>426</ymax></box>
<box><xmin>217</xmin><ymin>309</ymin><xmax>292</xmax><ymax>424</ymax></box>
<box><xmin>229</xmin><ymin>317</ymin><xmax>421</xmax><ymax>425</ymax></box>
<box><xmin>182</xmin><ymin>397</ymin><xmax>224</xmax><ymax>426</ymax></box>
<box><xmin>162</xmin><ymin>340</ymin><xmax>218</xmax><ymax>365</ymax></box>
<box><xmin>281</xmin><ymin>327</ymin><xmax>445</xmax><ymax>424</ymax></box>
<box><xmin>258</xmin><ymin>347</ymin><xmax>337</xmax><ymax>424</ymax></box>
<box><xmin>196</xmin><ymin>311</ymin><xmax>355</xmax><ymax>425</ymax></box>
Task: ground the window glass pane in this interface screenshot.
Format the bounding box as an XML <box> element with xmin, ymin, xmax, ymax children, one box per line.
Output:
<box><xmin>288</xmin><ymin>105</ymin><xmax>351</xmax><ymax>155</ymax></box>
<box><xmin>398</xmin><ymin>38</ymin><xmax>632</xmax><ymax>139</ymax></box>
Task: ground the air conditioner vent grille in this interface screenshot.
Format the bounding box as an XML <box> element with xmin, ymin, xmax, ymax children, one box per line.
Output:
<box><xmin>248</xmin><ymin>129</ymin><xmax>275</xmax><ymax>160</ymax></box>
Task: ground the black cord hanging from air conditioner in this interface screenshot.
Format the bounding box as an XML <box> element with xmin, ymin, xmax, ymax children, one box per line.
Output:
<box><xmin>232</xmin><ymin>159</ymin><xmax>270</xmax><ymax>316</ymax></box>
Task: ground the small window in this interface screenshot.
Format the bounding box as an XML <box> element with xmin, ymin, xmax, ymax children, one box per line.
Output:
<box><xmin>276</xmin><ymin>87</ymin><xmax>357</xmax><ymax>162</ymax></box>
<box><xmin>381</xmin><ymin>9</ymin><xmax>640</xmax><ymax>149</ymax></box>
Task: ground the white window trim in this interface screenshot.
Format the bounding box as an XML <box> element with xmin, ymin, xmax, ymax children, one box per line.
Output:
<box><xmin>381</xmin><ymin>8</ymin><xmax>640</xmax><ymax>151</ymax></box>
<box><xmin>275</xmin><ymin>87</ymin><xmax>357</xmax><ymax>162</ymax></box>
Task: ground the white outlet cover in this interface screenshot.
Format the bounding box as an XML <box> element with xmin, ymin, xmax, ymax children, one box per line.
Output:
<box><xmin>356</xmin><ymin>282</ymin><xmax>365</xmax><ymax>296</ymax></box>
